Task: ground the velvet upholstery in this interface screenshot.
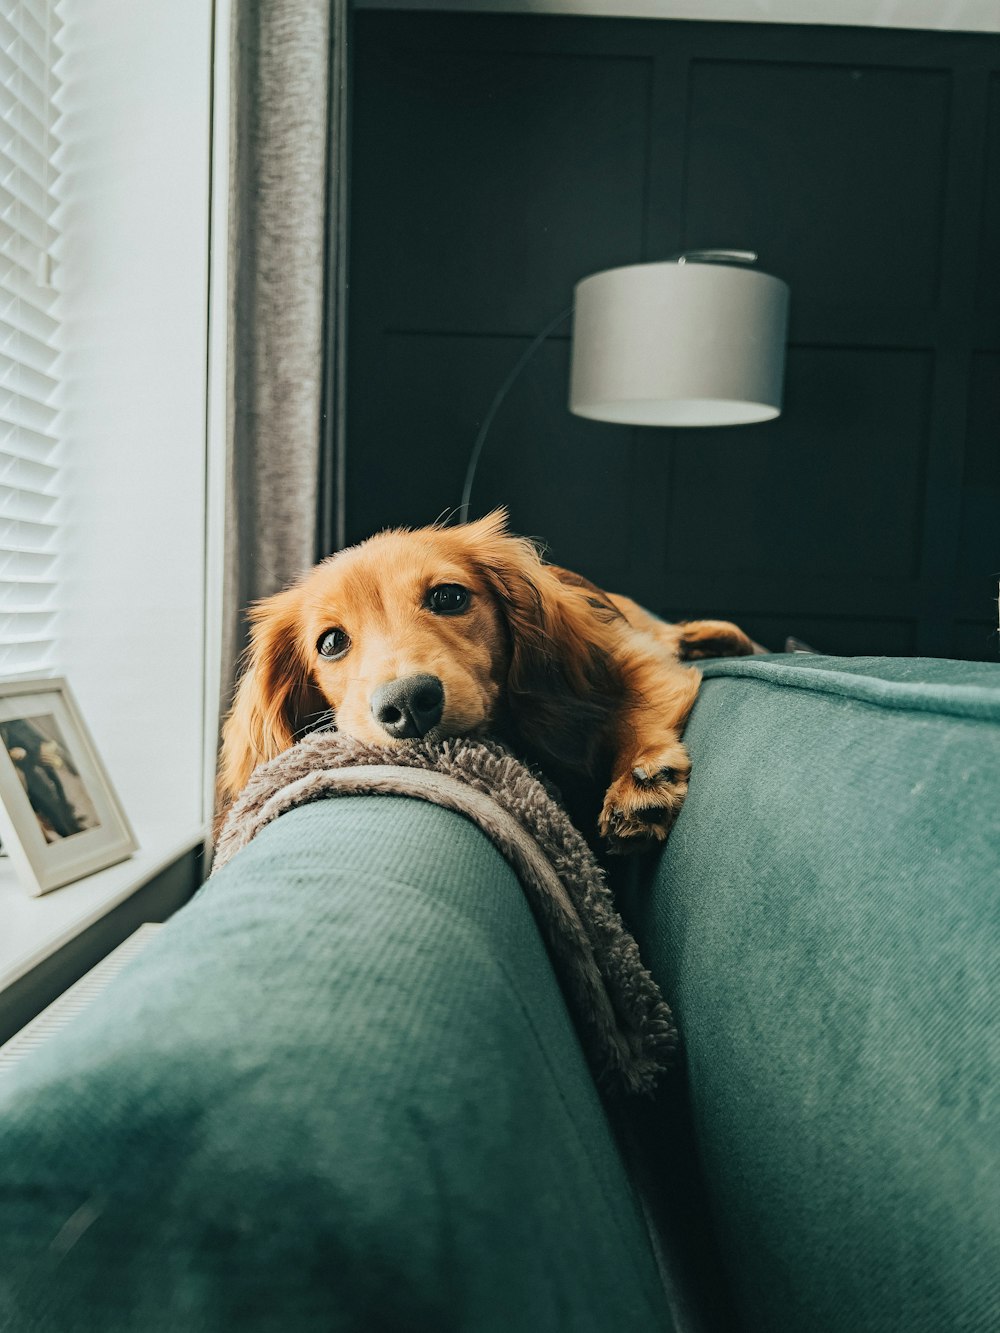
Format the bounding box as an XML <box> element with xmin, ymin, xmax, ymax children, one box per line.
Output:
<box><xmin>2</xmin><ymin>653</ymin><xmax>997</xmax><ymax>1332</ymax></box>
<box><xmin>0</xmin><ymin>799</ymin><xmax>670</xmax><ymax>1332</ymax></box>
<box><xmin>623</xmin><ymin>654</ymin><xmax>1000</xmax><ymax>1333</ymax></box>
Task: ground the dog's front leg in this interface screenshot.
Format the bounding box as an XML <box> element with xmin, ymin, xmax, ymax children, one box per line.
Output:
<box><xmin>598</xmin><ymin>654</ymin><xmax>701</xmax><ymax>854</ymax></box>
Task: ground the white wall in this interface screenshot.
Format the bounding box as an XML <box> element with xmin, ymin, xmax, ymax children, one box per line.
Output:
<box><xmin>354</xmin><ymin>0</ymin><xmax>1000</xmax><ymax>34</ymax></box>
<box><xmin>52</xmin><ymin>0</ymin><xmax>213</xmax><ymax>838</ymax></box>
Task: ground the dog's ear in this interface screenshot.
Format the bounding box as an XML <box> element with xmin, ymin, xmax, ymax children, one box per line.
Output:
<box><xmin>217</xmin><ymin>583</ymin><xmax>325</xmax><ymax>808</ymax></box>
<box><xmin>461</xmin><ymin>511</ymin><xmax>622</xmax><ymax>775</ymax></box>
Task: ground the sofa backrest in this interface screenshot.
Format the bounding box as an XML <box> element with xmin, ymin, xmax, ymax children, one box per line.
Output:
<box><xmin>624</xmin><ymin>655</ymin><xmax>1000</xmax><ymax>1333</ymax></box>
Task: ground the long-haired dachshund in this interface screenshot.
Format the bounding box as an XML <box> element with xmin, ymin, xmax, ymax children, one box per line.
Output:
<box><xmin>218</xmin><ymin>511</ymin><xmax>755</xmax><ymax>851</ymax></box>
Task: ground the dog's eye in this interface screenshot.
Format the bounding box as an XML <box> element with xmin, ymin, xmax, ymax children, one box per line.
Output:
<box><xmin>427</xmin><ymin>584</ymin><xmax>470</xmax><ymax>615</ymax></box>
<box><xmin>317</xmin><ymin>628</ymin><xmax>351</xmax><ymax>659</ymax></box>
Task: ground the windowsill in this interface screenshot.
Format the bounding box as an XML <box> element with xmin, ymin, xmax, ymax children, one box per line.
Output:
<box><xmin>0</xmin><ymin>817</ymin><xmax>207</xmax><ymax>993</ymax></box>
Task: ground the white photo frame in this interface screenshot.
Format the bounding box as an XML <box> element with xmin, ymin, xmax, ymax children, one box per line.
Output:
<box><xmin>0</xmin><ymin>678</ymin><xmax>137</xmax><ymax>897</ymax></box>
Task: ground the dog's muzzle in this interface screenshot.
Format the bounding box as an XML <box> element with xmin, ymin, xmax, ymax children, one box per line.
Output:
<box><xmin>370</xmin><ymin>674</ymin><xmax>445</xmax><ymax>740</ymax></box>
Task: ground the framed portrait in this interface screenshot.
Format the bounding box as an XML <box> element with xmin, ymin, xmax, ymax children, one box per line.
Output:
<box><xmin>0</xmin><ymin>678</ymin><xmax>137</xmax><ymax>897</ymax></box>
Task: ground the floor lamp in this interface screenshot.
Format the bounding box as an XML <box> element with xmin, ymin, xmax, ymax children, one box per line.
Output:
<box><xmin>460</xmin><ymin>250</ymin><xmax>790</xmax><ymax>523</ymax></box>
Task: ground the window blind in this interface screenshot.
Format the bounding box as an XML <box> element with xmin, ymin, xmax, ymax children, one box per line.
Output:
<box><xmin>0</xmin><ymin>0</ymin><xmax>60</xmax><ymax>676</ymax></box>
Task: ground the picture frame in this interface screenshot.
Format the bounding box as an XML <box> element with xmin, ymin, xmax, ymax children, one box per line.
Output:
<box><xmin>0</xmin><ymin>677</ymin><xmax>137</xmax><ymax>897</ymax></box>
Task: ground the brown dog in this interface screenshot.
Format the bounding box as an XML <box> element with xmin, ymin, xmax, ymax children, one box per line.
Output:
<box><xmin>217</xmin><ymin>511</ymin><xmax>754</xmax><ymax>850</ymax></box>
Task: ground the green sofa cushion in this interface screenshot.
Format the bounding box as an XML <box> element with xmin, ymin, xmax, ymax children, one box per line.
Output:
<box><xmin>0</xmin><ymin>798</ymin><xmax>671</xmax><ymax>1332</ymax></box>
<box><xmin>624</xmin><ymin>654</ymin><xmax>1000</xmax><ymax>1333</ymax></box>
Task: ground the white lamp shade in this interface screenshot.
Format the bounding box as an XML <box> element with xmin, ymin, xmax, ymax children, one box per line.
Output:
<box><xmin>569</xmin><ymin>260</ymin><xmax>790</xmax><ymax>427</ymax></box>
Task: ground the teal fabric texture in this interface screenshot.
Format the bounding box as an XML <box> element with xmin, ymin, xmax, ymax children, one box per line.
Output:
<box><xmin>0</xmin><ymin>798</ymin><xmax>671</xmax><ymax>1332</ymax></box>
<box><xmin>698</xmin><ymin>652</ymin><xmax>1000</xmax><ymax>720</ymax></box>
<box><xmin>623</xmin><ymin>654</ymin><xmax>1000</xmax><ymax>1333</ymax></box>
<box><xmin>2</xmin><ymin>651</ymin><xmax>996</xmax><ymax>1332</ymax></box>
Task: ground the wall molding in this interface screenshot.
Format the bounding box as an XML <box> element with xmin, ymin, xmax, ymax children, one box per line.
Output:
<box><xmin>352</xmin><ymin>0</ymin><xmax>1000</xmax><ymax>36</ymax></box>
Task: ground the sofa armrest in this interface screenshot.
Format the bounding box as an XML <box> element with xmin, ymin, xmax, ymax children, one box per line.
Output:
<box><xmin>1</xmin><ymin>795</ymin><xmax>671</xmax><ymax>1332</ymax></box>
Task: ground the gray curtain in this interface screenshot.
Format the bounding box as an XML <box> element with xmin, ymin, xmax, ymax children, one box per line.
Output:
<box><xmin>222</xmin><ymin>0</ymin><xmax>348</xmax><ymax>717</ymax></box>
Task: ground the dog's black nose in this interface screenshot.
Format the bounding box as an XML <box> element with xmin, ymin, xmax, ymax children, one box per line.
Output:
<box><xmin>371</xmin><ymin>674</ymin><xmax>444</xmax><ymax>739</ymax></box>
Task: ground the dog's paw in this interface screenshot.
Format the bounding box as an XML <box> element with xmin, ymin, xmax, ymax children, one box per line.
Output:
<box><xmin>678</xmin><ymin>619</ymin><xmax>757</xmax><ymax>661</ymax></box>
<box><xmin>598</xmin><ymin>748</ymin><xmax>691</xmax><ymax>854</ymax></box>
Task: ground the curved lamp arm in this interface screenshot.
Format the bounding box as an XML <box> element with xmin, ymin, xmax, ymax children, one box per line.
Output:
<box><xmin>458</xmin><ymin>249</ymin><xmax>777</xmax><ymax>523</ymax></box>
<box><xmin>459</xmin><ymin>304</ymin><xmax>573</xmax><ymax>524</ymax></box>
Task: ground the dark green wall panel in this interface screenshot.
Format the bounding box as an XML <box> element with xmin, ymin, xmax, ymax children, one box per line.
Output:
<box><xmin>665</xmin><ymin>348</ymin><xmax>933</xmax><ymax>582</ymax></box>
<box><xmin>662</xmin><ymin>611</ymin><xmax>919</xmax><ymax>657</ymax></box>
<box><xmin>349</xmin><ymin>332</ymin><xmax>637</xmax><ymax>587</ymax></box>
<box><xmin>954</xmin><ymin>619</ymin><xmax>1000</xmax><ymax>661</ymax></box>
<box><xmin>350</xmin><ymin>40</ymin><xmax>651</xmax><ymax>335</ymax></box>
<box><xmin>978</xmin><ymin>75</ymin><xmax>1000</xmax><ymax>321</ymax></box>
<box><xmin>684</xmin><ymin>60</ymin><xmax>950</xmax><ymax>316</ymax></box>
<box><xmin>344</xmin><ymin>13</ymin><xmax>1000</xmax><ymax>660</ymax></box>
<box><xmin>959</xmin><ymin>352</ymin><xmax>1000</xmax><ymax>624</ymax></box>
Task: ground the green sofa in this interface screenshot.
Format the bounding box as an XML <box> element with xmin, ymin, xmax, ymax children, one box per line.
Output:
<box><xmin>1</xmin><ymin>654</ymin><xmax>997</xmax><ymax>1331</ymax></box>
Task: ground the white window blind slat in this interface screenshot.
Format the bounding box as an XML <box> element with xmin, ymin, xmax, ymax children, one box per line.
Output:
<box><xmin>0</xmin><ymin>607</ymin><xmax>54</xmax><ymax>634</ymax></box>
<box><xmin>0</xmin><ymin>12</ymin><xmax>53</xmax><ymax>80</ymax></box>
<box><xmin>0</xmin><ymin>47</ymin><xmax>59</xmax><ymax>126</ymax></box>
<box><xmin>0</xmin><ymin>481</ymin><xmax>54</xmax><ymax>522</ymax></box>
<box><xmin>0</xmin><ymin>0</ymin><xmax>60</xmax><ymax>678</ymax></box>
<box><xmin>0</xmin><ymin>297</ymin><xmax>57</xmax><ymax>347</ymax></box>
<box><xmin>0</xmin><ymin>75</ymin><xmax>55</xmax><ymax>144</ymax></box>
<box><xmin>0</xmin><ymin>315</ymin><xmax>55</xmax><ymax>371</ymax></box>
<box><xmin>1</xmin><ymin>3</ymin><xmax>52</xmax><ymax>67</ymax></box>
<box><xmin>0</xmin><ymin>171</ymin><xmax>51</xmax><ymax>229</ymax></box>
<box><xmin>0</xmin><ymin>640</ymin><xmax>53</xmax><ymax>673</ymax></box>
<box><xmin>20</xmin><ymin>2</ymin><xmax>50</xmax><ymax>49</ymax></box>
<box><xmin>0</xmin><ymin>348</ymin><xmax>56</xmax><ymax>398</ymax></box>
<box><xmin>0</xmin><ymin>615</ymin><xmax>54</xmax><ymax>640</ymax></box>
<box><xmin>0</xmin><ymin>638</ymin><xmax>56</xmax><ymax>664</ymax></box>
<box><xmin>0</xmin><ymin>635</ymin><xmax>55</xmax><ymax>656</ymax></box>
<box><xmin>0</xmin><ymin>547</ymin><xmax>54</xmax><ymax>578</ymax></box>
<box><xmin>0</xmin><ymin>514</ymin><xmax>57</xmax><ymax>548</ymax></box>
<box><xmin>0</xmin><ymin>219</ymin><xmax>51</xmax><ymax>285</ymax></box>
<box><xmin>0</xmin><ymin>390</ymin><xmax>57</xmax><ymax>435</ymax></box>
<box><xmin>0</xmin><ymin>137</ymin><xmax>50</xmax><ymax>191</ymax></box>
<box><xmin>0</xmin><ymin>154</ymin><xmax>50</xmax><ymax>221</ymax></box>
<box><xmin>0</xmin><ymin>419</ymin><xmax>57</xmax><ymax>458</ymax></box>
<box><xmin>0</xmin><ymin>581</ymin><xmax>54</xmax><ymax>649</ymax></box>
<box><xmin>1</xmin><ymin>239</ymin><xmax>52</xmax><ymax>297</ymax></box>
<box><xmin>0</xmin><ymin>182</ymin><xmax>50</xmax><ymax>248</ymax></box>
<box><xmin>0</xmin><ymin>446</ymin><xmax>55</xmax><ymax>486</ymax></box>
<box><xmin>1</xmin><ymin>40</ymin><xmax>45</xmax><ymax>99</ymax></box>
<box><xmin>0</xmin><ymin>573</ymin><xmax>53</xmax><ymax>596</ymax></box>
<box><xmin>0</xmin><ymin>42</ymin><xmax>60</xmax><ymax>107</ymax></box>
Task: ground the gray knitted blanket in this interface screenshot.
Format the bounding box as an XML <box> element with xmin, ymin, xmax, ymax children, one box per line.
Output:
<box><xmin>213</xmin><ymin>734</ymin><xmax>677</xmax><ymax>1095</ymax></box>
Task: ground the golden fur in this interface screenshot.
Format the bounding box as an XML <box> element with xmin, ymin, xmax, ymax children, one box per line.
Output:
<box><xmin>217</xmin><ymin>511</ymin><xmax>754</xmax><ymax>850</ymax></box>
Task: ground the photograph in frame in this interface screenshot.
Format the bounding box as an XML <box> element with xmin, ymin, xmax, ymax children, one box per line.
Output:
<box><xmin>0</xmin><ymin>678</ymin><xmax>137</xmax><ymax>897</ymax></box>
